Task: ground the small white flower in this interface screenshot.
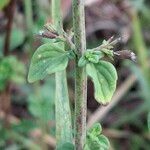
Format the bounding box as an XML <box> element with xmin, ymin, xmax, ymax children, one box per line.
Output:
<box><xmin>130</xmin><ymin>52</ymin><xmax>136</xmax><ymax>62</ymax></box>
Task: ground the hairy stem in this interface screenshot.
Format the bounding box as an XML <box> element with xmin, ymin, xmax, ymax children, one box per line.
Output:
<box><xmin>72</xmin><ymin>0</ymin><xmax>87</xmax><ymax>149</ymax></box>
<box><xmin>51</xmin><ymin>0</ymin><xmax>73</xmax><ymax>147</ymax></box>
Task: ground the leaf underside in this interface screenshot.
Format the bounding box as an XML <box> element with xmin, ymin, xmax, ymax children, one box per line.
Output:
<box><xmin>28</xmin><ymin>43</ymin><xmax>69</xmax><ymax>83</ymax></box>
<box><xmin>86</xmin><ymin>61</ymin><xmax>118</xmax><ymax>105</ymax></box>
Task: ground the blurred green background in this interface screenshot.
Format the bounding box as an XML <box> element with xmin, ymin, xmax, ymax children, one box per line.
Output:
<box><xmin>0</xmin><ymin>0</ymin><xmax>150</xmax><ymax>149</ymax></box>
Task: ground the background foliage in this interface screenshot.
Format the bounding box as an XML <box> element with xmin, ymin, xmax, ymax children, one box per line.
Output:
<box><xmin>0</xmin><ymin>0</ymin><xmax>150</xmax><ymax>149</ymax></box>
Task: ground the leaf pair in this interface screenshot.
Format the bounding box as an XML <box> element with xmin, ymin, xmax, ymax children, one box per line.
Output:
<box><xmin>28</xmin><ymin>42</ymin><xmax>69</xmax><ymax>83</ymax></box>
<box><xmin>28</xmin><ymin>42</ymin><xmax>118</xmax><ymax>105</ymax></box>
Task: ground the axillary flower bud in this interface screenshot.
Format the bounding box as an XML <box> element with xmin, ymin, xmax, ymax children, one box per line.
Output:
<box><xmin>114</xmin><ymin>50</ymin><xmax>136</xmax><ymax>62</ymax></box>
<box><xmin>37</xmin><ymin>23</ymin><xmax>60</xmax><ymax>39</ymax></box>
<box><xmin>38</xmin><ymin>30</ymin><xmax>58</xmax><ymax>39</ymax></box>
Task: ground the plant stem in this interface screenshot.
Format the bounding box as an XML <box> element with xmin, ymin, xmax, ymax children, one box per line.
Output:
<box><xmin>24</xmin><ymin>0</ymin><xmax>33</xmax><ymax>35</ymax></box>
<box><xmin>24</xmin><ymin>0</ymin><xmax>34</xmax><ymax>54</ymax></box>
<box><xmin>55</xmin><ymin>72</ymin><xmax>73</xmax><ymax>144</ymax></box>
<box><xmin>4</xmin><ymin>0</ymin><xmax>16</xmax><ymax>56</ymax></box>
<box><xmin>51</xmin><ymin>0</ymin><xmax>73</xmax><ymax>147</ymax></box>
<box><xmin>131</xmin><ymin>9</ymin><xmax>149</xmax><ymax>79</ymax></box>
<box><xmin>72</xmin><ymin>0</ymin><xmax>87</xmax><ymax>149</ymax></box>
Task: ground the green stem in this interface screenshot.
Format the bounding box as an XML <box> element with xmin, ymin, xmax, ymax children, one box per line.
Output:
<box><xmin>51</xmin><ymin>0</ymin><xmax>63</xmax><ymax>33</ymax></box>
<box><xmin>24</xmin><ymin>0</ymin><xmax>33</xmax><ymax>34</ymax></box>
<box><xmin>24</xmin><ymin>0</ymin><xmax>34</xmax><ymax>54</ymax></box>
<box><xmin>131</xmin><ymin>9</ymin><xmax>149</xmax><ymax>79</ymax></box>
<box><xmin>55</xmin><ymin>72</ymin><xmax>73</xmax><ymax>144</ymax></box>
<box><xmin>72</xmin><ymin>0</ymin><xmax>87</xmax><ymax>149</ymax></box>
<box><xmin>51</xmin><ymin>0</ymin><xmax>73</xmax><ymax>147</ymax></box>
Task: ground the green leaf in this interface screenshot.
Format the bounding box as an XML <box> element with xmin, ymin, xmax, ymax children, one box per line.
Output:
<box><xmin>88</xmin><ymin>123</ymin><xmax>102</xmax><ymax>136</ymax></box>
<box><xmin>84</xmin><ymin>123</ymin><xmax>110</xmax><ymax>150</ymax></box>
<box><xmin>97</xmin><ymin>135</ymin><xmax>110</xmax><ymax>150</ymax></box>
<box><xmin>78</xmin><ymin>55</ymin><xmax>88</xmax><ymax>67</ymax></box>
<box><xmin>8</xmin><ymin>57</ymin><xmax>26</xmax><ymax>84</ymax></box>
<box><xmin>57</xmin><ymin>142</ymin><xmax>74</xmax><ymax>150</ymax></box>
<box><xmin>28</xmin><ymin>95</ymin><xmax>54</xmax><ymax>121</ymax></box>
<box><xmin>0</xmin><ymin>57</ymin><xmax>12</xmax><ymax>90</ymax></box>
<box><xmin>148</xmin><ymin>112</ymin><xmax>150</xmax><ymax>131</ymax></box>
<box><xmin>0</xmin><ymin>56</ymin><xmax>25</xmax><ymax>91</ymax></box>
<box><xmin>12</xmin><ymin>119</ymin><xmax>36</xmax><ymax>134</ymax></box>
<box><xmin>86</xmin><ymin>61</ymin><xmax>117</xmax><ymax>105</ymax></box>
<box><xmin>78</xmin><ymin>50</ymin><xmax>104</xmax><ymax>67</ymax></box>
<box><xmin>9</xmin><ymin>29</ymin><xmax>25</xmax><ymax>51</ymax></box>
<box><xmin>85</xmin><ymin>133</ymin><xmax>110</xmax><ymax>150</ymax></box>
<box><xmin>28</xmin><ymin>42</ymin><xmax>69</xmax><ymax>83</ymax></box>
<box><xmin>85</xmin><ymin>50</ymin><xmax>104</xmax><ymax>64</ymax></box>
<box><xmin>0</xmin><ymin>0</ymin><xmax>10</xmax><ymax>10</ymax></box>
<box><xmin>0</xmin><ymin>28</ymin><xmax>25</xmax><ymax>53</ymax></box>
<box><xmin>85</xmin><ymin>134</ymin><xmax>102</xmax><ymax>150</ymax></box>
<box><xmin>28</xmin><ymin>79</ymin><xmax>55</xmax><ymax>121</ymax></box>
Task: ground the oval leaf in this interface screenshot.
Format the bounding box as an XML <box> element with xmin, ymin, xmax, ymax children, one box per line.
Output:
<box><xmin>86</xmin><ymin>61</ymin><xmax>117</xmax><ymax>105</ymax></box>
<box><xmin>28</xmin><ymin>43</ymin><xmax>69</xmax><ymax>83</ymax></box>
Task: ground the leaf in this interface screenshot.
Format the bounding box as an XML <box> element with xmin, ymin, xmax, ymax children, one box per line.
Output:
<box><xmin>88</xmin><ymin>123</ymin><xmax>102</xmax><ymax>136</ymax></box>
<box><xmin>28</xmin><ymin>80</ymin><xmax>55</xmax><ymax>121</ymax></box>
<box><xmin>0</xmin><ymin>57</ymin><xmax>12</xmax><ymax>90</ymax></box>
<box><xmin>78</xmin><ymin>55</ymin><xmax>88</xmax><ymax>67</ymax></box>
<box><xmin>85</xmin><ymin>50</ymin><xmax>104</xmax><ymax>64</ymax></box>
<box><xmin>0</xmin><ymin>0</ymin><xmax>10</xmax><ymax>10</ymax></box>
<box><xmin>28</xmin><ymin>95</ymin><xmax>54</xmax><ymax>121</ymax></box>
<box><xmin>85</xmin><ymin>135</ymin><xmax>109</xmax><ymax>150</ymax></box>
<box><xmin>0</xmin><ymin>28</ymin><xmax>25</xmax><ymax>53</ymax></box>
<box><xmin>28</xmin><ymin>42</ymin><xmax>69</xmax><ymax>83</ymax></box>
<box><xmin>8</xmin><ymin>56</ymin><xmax>26</xmax><ymax>84</ymax></box>
<box><xmin>85</xmin><ymin>134</ymin><xmax>102</xmax><ymax>150</ymax></box>
<box><xmin>0</xmin><ymin>56</ymin><xmax>25</xmax><ymax>91</ymax></box>
<box><xmin>57</xmin><ymin>142</ymin><xmax>74</xmax><ymax>150</ymax></box>
<box><xmin>78</xmin><ymin>50</ymin><xmax>104</xmax><ymax>67</ymax></box>
<box><xmin>97</xmin><ymin>135</ymin><xmax>110</xmax><ymax>150</ymax></box>
<box><xmin>12</xmin><ymin>119</ymin><xmax>36</xmax><ymax>134</ymax></box>
<box><xmin>86</xmin><ymin>61</ymin><xmax>117</xmax><ymax>105</ymax></box>
<box><xmin>84</xmin><ymin>123</ymin><xmax>110</xmax><ymax>150</ymax></box>
<box><xmin>9</xmin><ymin>29</ymin><xmax>25</xmax><ymax>51</ymax></box>
<box><xmin>148</xmin><ymin>112</ymin><xmax>150</xmax><ymax>131</ymax></box>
